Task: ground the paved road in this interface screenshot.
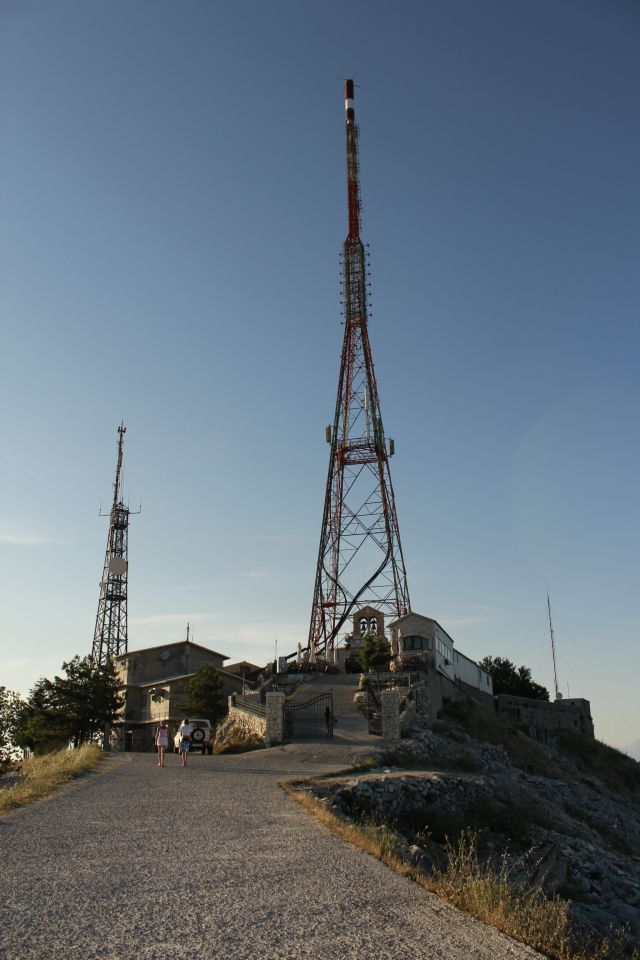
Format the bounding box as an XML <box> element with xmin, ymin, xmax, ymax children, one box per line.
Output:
<box><xmin>0</xmin><ymin>743</ymin><xmax>542</xmax><ymax>960</ymax></box>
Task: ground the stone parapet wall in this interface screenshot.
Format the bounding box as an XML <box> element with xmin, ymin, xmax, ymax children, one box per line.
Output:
<box><xmin>497</xmin><ymin>694</ymin><xmax>594</xmax><ymax>739</ymax></box>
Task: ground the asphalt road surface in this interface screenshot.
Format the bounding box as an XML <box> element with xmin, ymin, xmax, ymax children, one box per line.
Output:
<box><xmin>0</xmin><ymin>743</ymin><xmax>543</xmax><ymax>960</ymax></box>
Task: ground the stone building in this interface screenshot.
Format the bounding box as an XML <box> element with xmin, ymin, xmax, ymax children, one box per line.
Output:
<box><xmin>387</xmin><ymin>611</ymin><xmax>493</xmax><ymax>699</ymax></box>
<box><xmin>223</xmin><ymin>660</ymin><xmax>263</xmax><ymax>686</ymax></box>
<box><xmin>113</xmin><ymin>639</ymin><xmax>244</xmax><ymax>750</ymax></box>
<box><xmin>497</xmin><ymin>694</ymin><xmax>594</xmax><ymax>741</ymax></box>
<box><xmin>348</xmin><ymin>607</ymin><xmax>594</xmax><ymax>742</ymax></box>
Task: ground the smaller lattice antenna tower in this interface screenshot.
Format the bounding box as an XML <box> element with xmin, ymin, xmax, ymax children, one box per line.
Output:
<box><xmin>91</xmin><ymin>424</ymin><xmax>139</xmax><ymax>667</ymax></box>
<box><xmin>547</xmin><ymin>592</ymin><xmax>562</xmax><ymax>701</ymax></box>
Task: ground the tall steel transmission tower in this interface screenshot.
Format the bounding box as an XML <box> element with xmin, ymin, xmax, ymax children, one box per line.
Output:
<box><xmin>308</xmin><ymin>81</ymin><xmax>411</xmax><ymax>658</ymax></box>
<box><xmin>91</xmin><ymin>424</ymin><xmax>135</xmax><ymax>667</ymax></box>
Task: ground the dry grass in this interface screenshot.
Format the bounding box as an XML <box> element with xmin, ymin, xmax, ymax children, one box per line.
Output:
<box><xmin>284</xmin><ymin>782</ymin><xmax>639</xmax><ymax>960</ymax></box>
<box><xmin>0</xmin><ymin>744</ymin><xmax>102</xmax><ymax>815</ymax></box>
<box><xmin>431</xmin><ymin>833</ymin><xmax>638</xmax><ymax>960</ymax></box>
<box><xmin>431</xmin><ymin>832</ymin><xmax>572</xmax><ymax>956</ymax></box>
<box><xmin>214</xmin><ymin>734</ymin><xmax>265</xmax><ymax>755</ymax></box>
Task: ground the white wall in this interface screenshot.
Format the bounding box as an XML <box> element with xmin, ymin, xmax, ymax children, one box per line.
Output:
<box><xmin>434</xmin><ymin>625</ymin><xmax>455</xmax><ymax>681</ymax></box>
<box><xmin>454</xmin><ymin>650</ymin><xmax>493</xmax><ymax>694</ymax></box>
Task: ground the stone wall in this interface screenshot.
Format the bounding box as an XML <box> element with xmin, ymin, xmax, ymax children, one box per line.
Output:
<box><xmin>426</xmin><ymin>669</ymin><xmax>464</xmax><ymax>717</ymax></box>
<box><xmin>497</xmin><ymin>694</ymin><xmax>594</xmax><ymax>740</ymax></box>
<box><xmin>400</xmin><ymin>681</ymin><xmax>432</xmax><ymax>736</ymax></box>
<box><xmin>226</xmin><ymin>704</ymin><xmax>267</xmax><ymax>740</ymax></box>
<box><xmin>456</xmin><ymin>678</ymin><xmax>494</xmax><ymax>709</ymax></box>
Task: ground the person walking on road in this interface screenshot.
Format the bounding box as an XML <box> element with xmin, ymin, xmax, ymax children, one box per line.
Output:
<box><xmin>154</xmin><ymin>720</ymin><xmax>170</xmax><ymax>767</ymax></box>
<box><xmin>178</xmin><ymin>718</ymin><xmax>193</xmax><ymax>766</ymax></box>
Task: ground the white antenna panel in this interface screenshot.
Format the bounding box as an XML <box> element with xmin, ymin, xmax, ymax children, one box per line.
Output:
<box><xmin>108</xmin><ymin>557</ymin><xmax>128</xmax><ymax>576</ymax></box>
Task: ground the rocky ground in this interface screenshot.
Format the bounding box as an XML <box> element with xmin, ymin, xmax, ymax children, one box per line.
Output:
<box><xmin>302</xmin><ymin>720</ymin><xmax>640</xmax><ymax>944</ymax></box>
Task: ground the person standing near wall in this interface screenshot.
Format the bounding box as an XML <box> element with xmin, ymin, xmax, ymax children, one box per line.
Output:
<box><xmin>178</xmin><ymin>718</ymin><xmax>193</xmax><ymax>767</ymax></box>
<box><xmin>154</xmin><ymin>720</ymin><xmax>169</xmax><ymax>767</ymax></box>
<box><xmin>324</xmin><ymin>705</ymin><xmax>335</xmax><ymax>738</ymax></box>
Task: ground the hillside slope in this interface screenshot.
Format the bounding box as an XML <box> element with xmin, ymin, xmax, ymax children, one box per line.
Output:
<box><xmin>304</xmin><ymin>698</ymin><xmax>640</xmax><ymax>949</ymax></box>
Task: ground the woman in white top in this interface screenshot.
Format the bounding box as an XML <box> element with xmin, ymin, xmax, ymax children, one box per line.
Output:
<box><xmin>155</xmin><ymin>720</ymin><xmax>170</xmax><ymax>767</ymax></box>
<box><xmin>178</xmin><ymin>719</ymin><xmax>193</xmax><ymax>767</ymax></box>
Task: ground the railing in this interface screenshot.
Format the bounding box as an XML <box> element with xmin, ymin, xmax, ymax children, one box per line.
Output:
<box><xmin>231</xmin><ymin>694</ymin><xmax>266</xmax><ymax>718</ymax></box>
<box><xmin>363</xmin><ymin>672</ymin><xmax>415</xmax><ymax>691</ymax></box>
<box><xmin>393</xmin><ymin>654</ymin><xmax>433</xmax><ymax>673</ymax></box>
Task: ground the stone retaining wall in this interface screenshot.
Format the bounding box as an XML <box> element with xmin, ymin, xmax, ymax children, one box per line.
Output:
<box><xmin>227</xmin><ymin>704</ymin><xmax>267</xmax><ymax>740</ymax></box>
<box><xmin>497</xmin><ymin>694</ymin><xmax>594</xmax><ymax>739</ymax></box>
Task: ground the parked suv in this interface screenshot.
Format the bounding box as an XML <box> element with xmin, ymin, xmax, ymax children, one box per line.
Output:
<box><xmin>173</xmin><ymin>719</ymin><xmax>214</xmax><ymax>755</ymax></box>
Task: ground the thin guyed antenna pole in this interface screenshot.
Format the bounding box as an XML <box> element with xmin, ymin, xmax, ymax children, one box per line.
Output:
<box><xmin>547</xmin><ymin>592</ymin><xmax>560</xmax><ymax>701</ymax></box>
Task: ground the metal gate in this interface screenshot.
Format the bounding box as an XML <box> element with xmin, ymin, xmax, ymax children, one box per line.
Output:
<box><xmin>367</xmin><ymin>687</ymin><xmax>382</xmax><ymax>736</ymax></box>
<box><xmin>284</xmin><ymin>692</ymin><xmax>333</xmax><ymax>739</ymax></box>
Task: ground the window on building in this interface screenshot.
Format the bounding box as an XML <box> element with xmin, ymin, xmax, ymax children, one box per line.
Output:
<box><xmin>369</xmin><ymin>617</ymin><xmax>377</xmax><ymax>634</ymax></box>
<box><xmin>360</xmin><ymin>618</ymin><xmax>368</xmax><ymax>636</ymax></box>
<box><xmin>403</xmin><ymin>636</ymin><xmax>424</xmax><ymax>651</ymax></box>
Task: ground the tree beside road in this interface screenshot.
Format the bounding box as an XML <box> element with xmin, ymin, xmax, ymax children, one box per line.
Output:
<box><xmin>13</xmin><ymin>655</ymin><xmax>122</xmax><ymax>752</ymax></box>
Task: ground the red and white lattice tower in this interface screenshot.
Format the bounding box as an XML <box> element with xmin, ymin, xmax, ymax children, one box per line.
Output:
<box><xmin>308</xmin><ymin>81</ymin><xmax>411</xmax><ymax>658</ymax></box>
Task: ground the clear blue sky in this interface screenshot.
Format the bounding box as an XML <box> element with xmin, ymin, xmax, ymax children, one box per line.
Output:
<box><xmin>1</xmin><ymin>1</ymin><xmax>638</xmax><ymax>750</ymax></box>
